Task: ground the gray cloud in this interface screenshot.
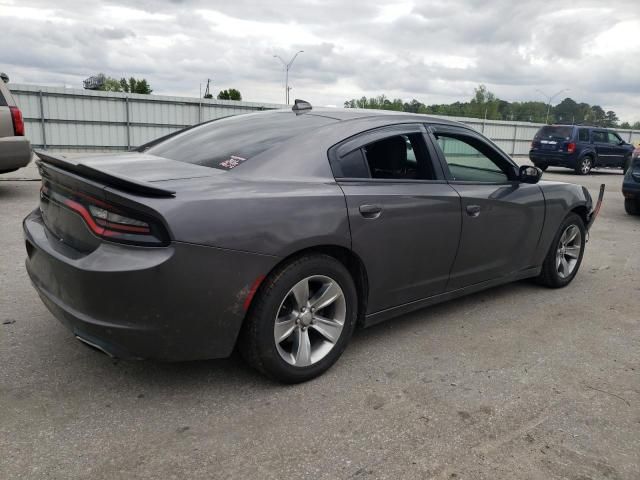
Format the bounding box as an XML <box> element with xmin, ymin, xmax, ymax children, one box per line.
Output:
<box><xmin>1</xmin><ymin>0</ymin><xmax>639</xmax><ymax>120</ymax></box>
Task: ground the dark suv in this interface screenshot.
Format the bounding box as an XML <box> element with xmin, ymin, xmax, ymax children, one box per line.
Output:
<box><xmin>623</xmin><ymin>146</ymin><xmax>640</xmax><ymax>215</ymax></box>
<box><xmin>529</xmin><ymin>125</ymin><xmax>634</xmax><ymax>175</ymax></box>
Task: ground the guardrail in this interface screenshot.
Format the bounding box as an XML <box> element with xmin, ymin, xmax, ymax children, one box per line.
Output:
<box><xmin>9</xmin><ymin>84</ymin><xmax>640</xmax><ymax>156</ymax></box>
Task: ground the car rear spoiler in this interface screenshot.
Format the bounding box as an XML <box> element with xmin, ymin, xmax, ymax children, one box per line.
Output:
<box><xmin>34</xmin><ymin>150</ymin><xmax>176</xmax><ymax>198</ymax></box>
<box><xmin>586</xmin><ymin>183</ymin><xmax>605</xmax><ymax>231</ymax></box>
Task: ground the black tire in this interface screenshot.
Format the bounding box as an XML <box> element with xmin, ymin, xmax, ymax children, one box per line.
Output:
<box><xmin>534</xmin><ymin>162</ymin><xmax>548</xmax><ymax>172</ymax></box>
<box><xmin>625</xmin><ymin>198</ymin><xmax>640</xmax><ymax>215</ymax></box>
<box><xmin>623</xmin><ymin>155</ymin><xmax>631</xmax><ymax>174</ymax></box>
<box><xmin>575</xmin><ymin>156</ymin><xmax>593</xmax><ymax>175</ymax></box>
<box><xmin>239</xmin><ymin>254</ymin><xmax>358</xmax><ymax>383</ymax></box>
<box><xmin>536</xmin><ymin>213</ymin><xmax>586</xmax><ymax>288</ymax></box>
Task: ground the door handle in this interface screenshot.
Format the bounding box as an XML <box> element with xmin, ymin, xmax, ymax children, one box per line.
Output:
<box><xmin>466</xmin><ymin>205</ymin><xmax>481</xmax><ymax>217</ymax></box>
<box><xmin>359</xmin><ymin>204</ymin><xmax>382</xmax><ymax>219</ymax></box>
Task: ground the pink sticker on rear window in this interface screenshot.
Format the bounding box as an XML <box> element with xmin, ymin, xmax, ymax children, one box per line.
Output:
<box><xmin>219</xmin><ymin>155</ymin><xmax>247</xmax><ymax>170</ymax></box>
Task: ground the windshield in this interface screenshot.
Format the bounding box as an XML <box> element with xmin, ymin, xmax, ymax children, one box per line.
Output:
<box><xmin>535</xmin><ymin>126</ymin><xmax>573</xmax><ymax>141</ymax></box>
<box><xmin>146</xmin><ymin>112</ymin><xmax>336</xmax><ymax>171</ymax></box>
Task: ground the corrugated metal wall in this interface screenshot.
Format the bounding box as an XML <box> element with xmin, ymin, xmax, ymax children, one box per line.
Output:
<box><xmin>10</xmin><ymin>84</ymin><xmax>283</xmax><ymax>152</ymax></box>
<box><xmin>9</xmin><ymin>84</ymin><xmax>640</xmax><ymax>156</ymax></box>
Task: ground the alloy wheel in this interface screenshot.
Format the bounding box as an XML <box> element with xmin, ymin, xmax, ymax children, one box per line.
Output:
<box><xmin>556</xmin><ymin>224</ymin><xmax>582</xmax><ymax>279</ymax></box>
<box><xmin>273</xmin><ymin>275</ymin><xmax>346</xmax><ymax>367</ymax></box>
<box><xmin>580</xmin><ymin>157</ymin><xmax>592</xmax><ymax>175</ymax></box>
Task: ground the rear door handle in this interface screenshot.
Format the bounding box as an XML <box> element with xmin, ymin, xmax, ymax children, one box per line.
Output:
<box><xmin>359</xmin><ymin>204</ymin><xmax>382</xmax><ymax>219</ymax></box>
<box><xmin>466</xmin><ymin>205</ymin><xmax>481</xmax><ymax>217</ymax></box>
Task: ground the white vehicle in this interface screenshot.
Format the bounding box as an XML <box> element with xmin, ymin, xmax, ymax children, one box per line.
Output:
<box><xmin>0</xmin><ymin>73</ymin><xmax>31</xmax><ymax>173</ymax></box>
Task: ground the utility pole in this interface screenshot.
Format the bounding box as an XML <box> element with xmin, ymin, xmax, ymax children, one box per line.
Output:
<box><xmin>536</xmin><ymin>88</ymin><xmax>569</xmax><ymax>124</ymax></box>
<box><xmin>273</xmin><ymin>50</ymin><xmax>304</xmax><ymax>105</ymax></box>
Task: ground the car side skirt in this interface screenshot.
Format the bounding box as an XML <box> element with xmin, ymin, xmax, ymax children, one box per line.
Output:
<box><xmin>363</xmin><ymin>266</ymin><xmax>541</xmax><ymax>328</ymax></box>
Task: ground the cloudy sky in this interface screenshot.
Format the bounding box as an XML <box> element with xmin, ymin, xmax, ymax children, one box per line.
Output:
<box><xmin>1</xmin><ymin>0</ymin><xmax>639</xmax><ymax>120</ymax></box>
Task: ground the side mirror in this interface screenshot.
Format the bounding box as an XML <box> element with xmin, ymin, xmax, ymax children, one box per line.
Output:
<box><xmin>618</xmin><ymin>140</ymin><xmax>626</xmax><ymax>146</ymax></box>
<box><xmin>520</xmin><ymin>165</ymin><xmax>542</xmax><ymax>184</ymax></box>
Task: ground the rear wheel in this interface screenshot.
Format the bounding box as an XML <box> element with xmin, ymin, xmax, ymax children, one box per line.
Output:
<box><xmin>537</xmin><ymin>213</ymin><xmax>586</xmax><ymax>288</ymax></box>
<box><xmin>239</xmin><ymin>254</ymin><xmax>357</xmax><ymax>383</ymax></box>
<box><xmin>575</xmin><ymin>156</ymin><xmax>593</xmax><ymax>175</ymax></box>
<box><xmin>534</xmin><ymin>162</ymin><xmax>548</xmax><ymax>171</ymax></box>
<box><xmin>625</xmin><ymin>198</ymin><xmax>640</xmax><ymax>215</ymax></box>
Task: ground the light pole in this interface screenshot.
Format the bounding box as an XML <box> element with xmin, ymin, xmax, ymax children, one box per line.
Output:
<box><xmin>536</xmin><ymin>88</ymin><xmax>569</xmax><ymax>124</ymax></box>
<box><xmin>274</xmin><ymin>50</ymin><xmax>304</xmax><ymax>105</ymax></box>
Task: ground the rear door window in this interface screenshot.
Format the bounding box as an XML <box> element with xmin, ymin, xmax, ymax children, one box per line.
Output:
<box><xmin>592</xmin><ymin>131</ymin><xmax>608</xmax><ymax>143</ymax></box>
<box><xmin>362</xmin><ymin>134</ymin><xmax>434</xmax><ymax>180</ymax></box>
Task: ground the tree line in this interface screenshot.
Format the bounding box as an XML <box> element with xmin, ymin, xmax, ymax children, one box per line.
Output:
<box><xmin>344</xmin><ymin>85</ymin><xmax>640</xmax><ymax>129</ymax></box>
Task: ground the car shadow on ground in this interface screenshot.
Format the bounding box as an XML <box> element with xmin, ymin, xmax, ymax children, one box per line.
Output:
<box><xmin>72</xmin><ymin>279</ymin><xmax>536</xmax><ymax>389</ymax></box>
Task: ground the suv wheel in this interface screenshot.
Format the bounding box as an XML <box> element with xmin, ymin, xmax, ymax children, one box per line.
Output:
<box><xmin>575</xmin><ymin>156</ymin><xmax>592</xmax><ymax>175</ymax></box>
<box><xmin>625</xmin><ymin>198</ymin><xmax>639</xmax><ymax>216</ymax></box>
<box><xmin>239</xmin><ymin>254</ymin><xmax>358</xmax><ymax>383</ymax></box>
<box><xmin>623</xmin><ymin>155</ymin><xmax>631</xmax><ymax>174</ymax></box>
<box><xmin>534</xmin><ymin>162</ymin><xmax>548</xmax><ymax>171</ymax></box>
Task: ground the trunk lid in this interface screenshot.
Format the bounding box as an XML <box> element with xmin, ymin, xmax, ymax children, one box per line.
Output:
<box><xmin>35</xmin><ymin>151</ymin><xmax>212</xmax><ymax>252</ymax></box>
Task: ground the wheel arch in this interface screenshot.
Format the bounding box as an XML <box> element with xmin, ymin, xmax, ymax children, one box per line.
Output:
<box><xmin>570</xmin><ymin>205</ymin><xmax>589</xmax><ymax>226</ymax></box>
<box><xmin>246</xmin><ymin>244</ymin><xmax>369</xmax><ymax>328</ymax></box>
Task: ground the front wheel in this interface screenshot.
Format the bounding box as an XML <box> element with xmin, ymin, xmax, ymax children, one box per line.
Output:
<box><xmin>537</xmin><ymin>213</ymin><xmax>586</xmax><ymax>288</ymax></box>
<box><xmin>575</xmin><ymin>156</ymin><xmax>593</xmax><ymax>175</ymax></box>
<box><xmin>239</xmin><ymin>254</ymin><xmax>358</xmax><ymax>383</ymax></box>
<box><xmin>534</xmin><ymin>162</ymin><xmax>548</xmax><ymax>171</ymax></box>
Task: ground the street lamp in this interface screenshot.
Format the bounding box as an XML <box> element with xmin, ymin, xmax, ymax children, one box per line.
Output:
<box><xmin>274</xmin><ymin>50</ymin><xmax>304</xmax><ymax>105</ymax></box>
<box><xmin>536</xmin><ymin>88</ymin><xmax>570</xmax><ymax>124</ymax></box>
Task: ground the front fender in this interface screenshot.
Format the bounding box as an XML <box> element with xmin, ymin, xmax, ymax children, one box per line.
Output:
<box><xmin>533</xmin><ymin>181</ymin><xmax>593</xmax><ymax>265</ymax></box>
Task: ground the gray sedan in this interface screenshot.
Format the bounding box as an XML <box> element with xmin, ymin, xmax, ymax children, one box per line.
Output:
<box><xmin>23</xmin><ymin>102</ymin><xmax>601</xmax><ymax>382</ymax></box>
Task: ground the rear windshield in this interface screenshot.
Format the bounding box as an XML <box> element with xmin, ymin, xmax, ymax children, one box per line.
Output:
<box><xmin>146</xmin><ymin>112</ymin><xmax>335</xmax><ymax>170</ymax></box>
<box><xmin>535</xmin><ymin>126</ymin><xmax>573</xmax><ymax>141</ymax></box>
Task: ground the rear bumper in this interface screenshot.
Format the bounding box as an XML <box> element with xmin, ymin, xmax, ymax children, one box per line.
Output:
<box><xmin>0</xmin><ymin>136</ymin><xmax>31</xmax><ymax>172</ymax></box>
<box><xmin>24</xmin><ymin>209</ymin><xmax>277</xmax><ymax>361</ymax></box>
<box><xmin>529</xmin><ymin>151</ymin><xmax>576</xmax><ymax>167</ymax></box>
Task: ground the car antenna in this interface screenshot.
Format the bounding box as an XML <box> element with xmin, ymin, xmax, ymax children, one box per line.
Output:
<box><xmin>292</xmin><ymin>99</ymin><xmax>312</xmax><ymax>114</ymax></box>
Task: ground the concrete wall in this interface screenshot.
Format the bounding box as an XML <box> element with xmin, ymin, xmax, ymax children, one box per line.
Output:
<box><xmin>9</xmin><ymin>84</ymin><xmax>640</xmax><ymax>156</ymax></box>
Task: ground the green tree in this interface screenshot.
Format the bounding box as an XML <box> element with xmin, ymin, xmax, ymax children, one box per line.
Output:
<box><xmin>84</xmin><ymin>74</ymin><xmax>152</xmax><ymax>94</ymax></box>
<box><xmin>101</xmin><ymin>76</ymin><xmax>124</xmax><ymax>92</ymax></box>
<box><xmin>341</xmin><ymin>87</ymin><xmax>636</xmax><ymax>126</ymax></box>
<box><xmin>604</xmin><ymin>110</ymin><xmax>619</xmax><ymax>128</ymax></box>
<box><xmin>217</xmin><ymin>89</ymin><xmax>242</xmax><ymax>100</ymax></box>
<box><xmin>133</xmin><ymin>79</ymin><xmax>152</xmax><ymax>94</ymax></box>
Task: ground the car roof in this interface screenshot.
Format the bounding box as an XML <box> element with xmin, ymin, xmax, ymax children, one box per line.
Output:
<box><xmin>284</xmin><ymin>107</ymin><xmax>467</xmax><ymax>128</ymax></box>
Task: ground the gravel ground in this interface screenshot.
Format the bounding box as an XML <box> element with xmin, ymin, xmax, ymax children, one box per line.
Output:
<box><xmin>0</xmin><ymin>165</ymin><xmax>638</xmax><ymax>479</ymax></box>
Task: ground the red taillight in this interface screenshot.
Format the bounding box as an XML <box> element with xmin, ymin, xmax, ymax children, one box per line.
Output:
<box><xmin>9</xmin><ymin>106</ymin><xmax>24</xmax><ymax>136</ymax></box>
<box><xmin>567</xmin><ymin>142</ymin><xmax>576</xmax><ymax>153</ymax></box>
<box><xmin>41</xmin><ymin>182</ymin><xmax>167</xmax><ymax>246</ymax></box>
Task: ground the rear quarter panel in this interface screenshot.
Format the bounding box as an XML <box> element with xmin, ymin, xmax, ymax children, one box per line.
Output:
<box><xmin>115</xmin><ymin>177</ymin><xmax>352</xmax><ymax>258</ymax></box>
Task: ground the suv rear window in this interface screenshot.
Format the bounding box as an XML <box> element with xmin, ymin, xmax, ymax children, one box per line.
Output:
<box><xmin>146</xmin><ymin>112</ymin><xmax>335</xmax><ymax>170</ymax></box>
<box><xmin>0</xmin><ymin>89</ymin><xmax>7</xmax><ymax>107</ymax></box>
<box><xmin>535</xmin><ymin>126</ymin><xmax>574</xmax><ymax>141</ymax></box>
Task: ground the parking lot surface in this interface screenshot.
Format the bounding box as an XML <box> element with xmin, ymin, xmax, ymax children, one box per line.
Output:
<box><xmin>1</xmin><ymin>166</ymin><xmax>638</xmax><ymax>479</ymax></box>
